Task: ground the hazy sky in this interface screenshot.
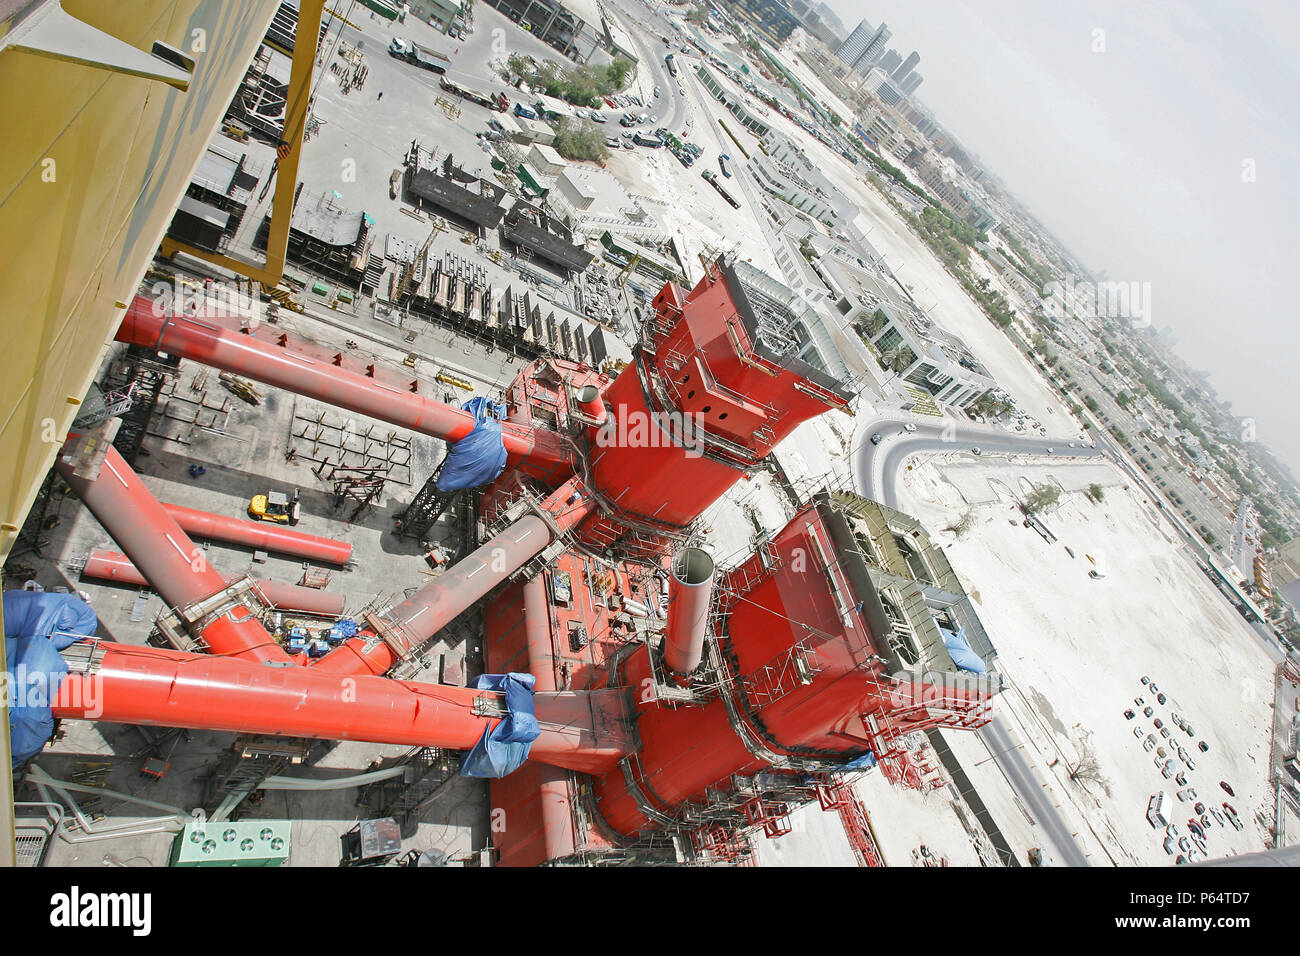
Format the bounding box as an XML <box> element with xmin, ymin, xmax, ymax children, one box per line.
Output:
<box><xmin>826</xmin><ymin>0</ymin><xmax>1300</xmax><ymax>473</ymax></box>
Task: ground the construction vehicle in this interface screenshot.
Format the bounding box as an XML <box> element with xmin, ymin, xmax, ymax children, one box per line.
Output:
<box><xmin>248</xmin><ymin>489</ymin><xmax>301</xmax><ymax>525</ymax></box>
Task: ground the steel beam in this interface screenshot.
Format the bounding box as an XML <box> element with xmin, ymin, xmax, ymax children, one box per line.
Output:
<box><xmin>55</xmin><ymin>440</ymin><xmax>289</xmax><ymax>663</ymax></box>
<box><xmin>83</xmin><ymin>549</ymin><xmax>345</xmax><ymax>618</ymax></box>
<box><xmin>156</xmin><ymin>0</ymin><xmax>326</xmax><ymax>283</ymax></box>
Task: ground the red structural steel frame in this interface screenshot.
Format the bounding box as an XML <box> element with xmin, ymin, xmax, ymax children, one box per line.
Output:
<box><xmin>82</xmin><ymin>549</ymin><xmax>346</xmax><ymax>618</ymax></box>
<box><xmin>45</xmin><ymin>262</ymin><xmax>1002</xmax><ymax>867</ymax></box>
<box><xmin>56</xmin><ymin>441</ymin><xmax>290</xmax><ymax>665</ymax></box>
<box><xmin>818</xmin><ymin>780</ymin><xmax>884</xmax><ymax>867</ymax></box>
<box><xmin>115</xmin><ymin>298</ymin><xmax>573</xmax><ymax>481</ymax></box>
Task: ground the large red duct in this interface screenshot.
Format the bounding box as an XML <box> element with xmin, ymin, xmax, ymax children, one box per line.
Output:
<box><xmin>312</xmin><ymin>481</ymin><xmax>595</xmax><ymax>676</ymax></box>
<box><xmin>52</xmin><ymin>641</ymin><xmax>631</xmax><ymax>774</ymax></box>
<box><xmin>82</xmin><ymin>549</ymin><xmax>346</xmax><ymax>618</ymax></box>
<box><xmin>56</xmin><ymin>441</ymin><xmax>289</xmax><ymax>664</ymax></box>
<box><xmin>116</xmin><ymin>297</ymin><xmax>572</xmax><ymax>480</ymax></box>
<box><xmin>162</xmin><ymin>502</ymin><xmax>352</xmax><ymax>565</ymax></box>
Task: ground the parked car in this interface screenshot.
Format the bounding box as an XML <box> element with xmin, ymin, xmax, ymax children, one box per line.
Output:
<box><xmin>1187</xmin><ymin>819</ymin><xmax>1205</xmax><ymax>839</ymax></box>
<box><xmin>1194</xmin><ymin>802</ymin><xmax>1206</xmax><ymax>815</ymax></box>
<box><xmin>1176</xmin><ymin>788</ymin><xmax>1196</xmax><ymax>802</ymax></box>
<box><xmin>1160</xmin><ymin>727</ymin><xmax>1171</xmax><ymax>739</ymax></box>
<box><xmin>1210</xmin><ymin>807</ymin><xmax>1226</xmax><ymax>827</ymax></box>
<box><xmin>1198</xmin><ymin>740</ymin><xmax>1209</xmax><ymax>752</ymax></box>
<box><xmin>1144</xmin><ymin>706</ymin><xmax>1154</xmax><ymax>718</ymax></box>
<box><xmin>1219</xmin><ymin>781</ymin><xmax>1235</xmax><ymax>797</ymax></box>
<box><xmin>1143</xmin><ymin>735</ymin><xmax>1157</xmax><ymax>752</ymax></box>
<box><xmin>1184</xmin><ymin>756</ymin><xmax>1197</xmax><ymax>771</ymax></box>
<box><xmin>1157</xmin><ymin>693</ymin><xmax>1167</xmax><ymax>705</ymax></box>
<box><xmin>1135</xmin><ymin>696</ymin><xmax>1145</xmax><ymax>705</ymax></box>
<box><xmin>1175</xmin><ymin>771</ymin><xmax>1188</xmax><ymax>787</ymax></box>
<box><xmin>1223</xmin><ymin>804</ymin><xmax>1244</xmax><ymax>831</ymax></box>
<box><xmin>589</xmin><ymin>112</ymin><xmax>606</xmax><ymax>123</ymax></box>
<box><xmin>1141</xmin><ymin>676</ymin><xmax>1151</xmax><ymax>684</ymax></box>
<box><xmin>870</xmin><ymin>433</ymin><xmax>883</xmax><ymax>445</ymax></box>
<box><xmin>1153</xmin><ymin>718</ymin><xmax>1164</xmax><ymax>729</ymax></box>
<box><xmin>1124</xmin><ymin>709</ymin><xmax>1136</xmax><ymax>720</ymax></box>
<box><xmin>972</xmin><ymin>447</ymin><xmax>982</xmax><ymax>456</ymax></box>
<box><xmin>1133</xmin><ymin>726</ymin><xmax>1144</xmax><ymax>739</ymax></box>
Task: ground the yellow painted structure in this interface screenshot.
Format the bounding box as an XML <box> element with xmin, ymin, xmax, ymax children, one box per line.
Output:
<box><xmin>0</xmin><ymin>0</ymin><xmax>304</xmax><ymax>864</ymax></box>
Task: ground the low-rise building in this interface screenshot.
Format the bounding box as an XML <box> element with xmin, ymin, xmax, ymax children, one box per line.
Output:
<box><xmin>549</xmin><ymin>166</ymin><xmax>665</xmax><ymax>243</ymax></box>
<box><xmin>817</xmin><ymin>249</ymin><xmax>994</xmax><ymax>410</ymax></box>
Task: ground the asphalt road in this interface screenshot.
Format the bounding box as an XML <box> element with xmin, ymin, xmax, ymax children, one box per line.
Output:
<box><xmin>852</xmin><ymin>411</ymin><xmax>1099</xmax><ymax>865</ymax></box>
<box><xmin>853</xmin><ymin>413</ymin><xmax>1103</xmax><ymax>508</ymax></box>
<box><xmin>606</xmin><ymin>0</ymin><xmax>690</xmax><ymax>132</ymax></box>
<box><xmin>981</xmin><ymin>716</ymin><xmax>1090</xmax><ymax>866</ymax></box>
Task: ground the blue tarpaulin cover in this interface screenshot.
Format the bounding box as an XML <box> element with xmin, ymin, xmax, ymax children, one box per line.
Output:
<box><xmin>459</xmin><ymin>672</ymin><xmax>540</xmax><ymax>778</ymax></box>
<box><xmin>436</xmin><ymin>397</ymin><xmax>508</xmax><ymax>491</ymax></box>
<box><xmin>940</xmin><ymin>625</ymin><xmax>988</xmax><ymax>674</ymax></box>
<box><xmin>844</xmin><ymin>751</ymin><xmax>877</xmax><ymax>770</ymax></box>
<box><xmin>4</xmin><ymin>591</ymin><xmax>98</xmax><ymax>767</ymax></box>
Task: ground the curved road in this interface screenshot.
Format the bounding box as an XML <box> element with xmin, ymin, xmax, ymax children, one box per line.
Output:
<box><xmin>853</xmin><ymin>413</ymin><xmax>1103</xmax><ymax>508</ymax></box>
<box><xmin>854</xmin><ymin>412</ymin><xmax>1098</xmax><ymax>866</ymax></box>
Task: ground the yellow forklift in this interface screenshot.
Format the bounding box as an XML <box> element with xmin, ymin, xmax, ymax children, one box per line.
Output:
<box><xmin>248</xmin><ymin>489</ymin><xmax>301</xmax><ymax>525</ymax></box>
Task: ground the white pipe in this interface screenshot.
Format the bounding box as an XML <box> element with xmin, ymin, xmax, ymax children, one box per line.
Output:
<box><xmin>259</xmin><ymin>765</ymin><xmax>406</xmax><ymax>790</ymax></box>
<box><xmin>28</xmin><ymin>766</ymin><xmax>188</xmax><ymax>844</ymax></box>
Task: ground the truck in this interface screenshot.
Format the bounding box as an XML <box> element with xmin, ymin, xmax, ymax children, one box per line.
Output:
<box><xmin>388</xmin><ymin>37</ymin><xmax>450</xmax><ymax>75</ymax></box>
<box><xmin>440</xmin><ymin>76</ymin><xmax>508</xmax><ymax>112</ymax></box>
<box><xmin>1146</xmin><ymin>792</ymin><xmax>1171</xmax><ymax>828</ymax></box>
<box><xmin>701</xmin><ymin>169</ymin><xmax>740</xmax><ymax>209</ymax></box>
<box><xmin>665</xmin><ymin>53</ymin><xmax>678</xmax><ymax>77</ymax></box>
<box><xmin>513</xmin><ymin>102</ymin><xmax>538</xmax><ymax>120</ymax></box>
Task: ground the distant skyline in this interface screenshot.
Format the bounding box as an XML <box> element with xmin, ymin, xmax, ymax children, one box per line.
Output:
<box><xmin>825</xmin><ymin>0</ymin><xmax>1300</xmax><ymax>475</ymax></box>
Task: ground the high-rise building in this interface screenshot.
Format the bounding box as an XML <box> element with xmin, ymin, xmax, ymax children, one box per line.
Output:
<box><xmin>901</xmin><ymin>72</ymin><xmax>923</xmax><ymax>95</ymax></box>
<box><xmin>836</xmin><ymin>19</ymin><xmax>876</xmax><ymax>66</ymax></box>
<box><xmin>893</xmin><ymin>51</ymin><xmax>919</xmax><ymax>82</ymax></box>
<box><xmin>862</xmin><ymin>68</ymin><xmax>902</xmax><ymax>107</ymax></box>
<box><xmin>879</xmin><ymin>49</ymin><xmax>903</xmax><ymax>75</ymax></box>
<box><xmin>855</xmin><ymin>22</ymin><xmax>891</xmax><ymax>70</ymax></box>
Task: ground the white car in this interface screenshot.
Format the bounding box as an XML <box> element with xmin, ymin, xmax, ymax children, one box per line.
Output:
<box><xmin>903</xmin><ymin>423</ymin><xmax>917</xmax><ymax>432</ymax></box>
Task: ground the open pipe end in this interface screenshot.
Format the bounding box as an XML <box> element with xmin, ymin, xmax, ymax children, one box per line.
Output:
<box><xmin>672</xmin><ymin>547</ymin><xmax>715</xmax><ymax>587</ymax></box>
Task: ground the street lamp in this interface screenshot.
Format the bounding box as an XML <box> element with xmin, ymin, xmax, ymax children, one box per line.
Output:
<box><xmin>974</xmin><ymin>739</ymin><xmax>1028</xmax><ymax>767</ymax></box>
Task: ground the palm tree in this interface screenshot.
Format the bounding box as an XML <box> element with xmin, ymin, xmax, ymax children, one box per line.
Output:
<box><xmin>881</xmin><ymin>346</ymin><xmax>913</xmax><ymax>375</ymax></box>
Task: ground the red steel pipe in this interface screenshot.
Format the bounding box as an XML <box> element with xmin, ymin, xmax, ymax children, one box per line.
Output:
<box><xmin>313</xmin><ymin>481</ymin><xmax>596</xmax><ymax>676</ymax></box>
<box><xmin>83</xmin><ymin>549</ymin><xmax>346</xmax><ymax>618</ymax></box>
<box><xmin>162</xmin><ymin>502</ymin><xmax>352</xmax><ymax>565</ymax></box>
<box><xmin>52</xmin><ymin>641</ymin><xmax>629</xmax><ymax>774</ymax></box>
<box><xmin>663</xmin><ymin>547</ymin><xmax>715</xmax><ymax>680</ymax></box>
<box><xmin>56</xmin><ymin>442</ymin><xmax>289</xmax><ymax>663</ymax></box>
<box><xmin>116</xmin><ymin>298</ymin><xmax>570</xmax><ymax>476</ymax></box>
<box><xmin>524</xmin><ymin>573</ymin><xmax>577</xmax><ymax>859</ymax></box>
